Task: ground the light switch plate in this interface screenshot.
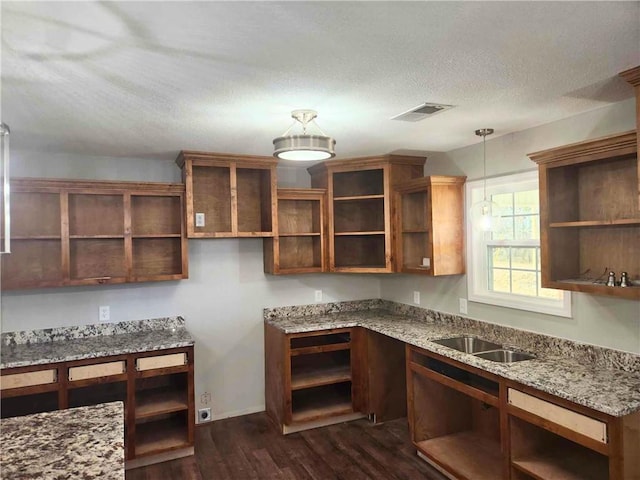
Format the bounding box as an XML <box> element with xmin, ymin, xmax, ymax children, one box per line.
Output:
<box><xmin>195</xmin><ymin>213</ymin><xmax>205</xmax><ymax>227</ymax></box>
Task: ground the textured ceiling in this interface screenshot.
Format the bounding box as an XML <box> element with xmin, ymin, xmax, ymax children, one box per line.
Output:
<box><xmin>1</xmin><ymin>1</ymin><xmax>639</xmax><ymax>163</ymax></box>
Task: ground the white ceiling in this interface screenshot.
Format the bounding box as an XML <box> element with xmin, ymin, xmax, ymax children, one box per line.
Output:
<box><xmin>1</xmin><ymin>1</ymin><xmax>639</xmax><ymax>164</ymax></box>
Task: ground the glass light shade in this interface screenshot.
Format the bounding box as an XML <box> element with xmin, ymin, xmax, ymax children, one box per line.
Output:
<box><xmin>273</xmin><ymin>134</ymin><xmax>335</xmax><ymax>161</ymax></box>
<box><xmin>470</xmin><ymin>199</ymin><xmax>500</xmax><ymax>232</ymax></box>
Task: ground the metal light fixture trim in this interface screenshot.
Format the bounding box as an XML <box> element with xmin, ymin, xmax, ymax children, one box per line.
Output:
<box><xmin>273</xmin><ymin>110</ymin><xmax>336</xmax><ymax>161</ymax></box>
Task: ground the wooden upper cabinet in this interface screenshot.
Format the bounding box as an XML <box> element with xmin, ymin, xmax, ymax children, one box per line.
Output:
<box><xmin>528</xmin><ymin>131</ymin><xmax>640</xmax><ymax>299</ymax></box>
<box><xmin>394</xmin><ymin>176</ymin><xmax>466</xmax><ymax>276</ymax></box>
<box><xmin>1</xmin><ymin>178</ymin><xmax>188</xmax><ymax>290</ymax></box>
<box><xmin>264</xmin><ymin>188</ymin><xmax>327</xmax><ymax>274</ymax></box>
<box><xmin>620</xmin><ymin>65</ymin><xmax>640</xmax><ymax>208</ymax></box>
<box><xmin>308</xmin><ymin>155</ymin><xmax>426</xmax><ymax>273</ymax></box>
<box><xmin>176</xmin><ymin>151</ymin><xmax>277</xmax><ymax>238</ymax></box>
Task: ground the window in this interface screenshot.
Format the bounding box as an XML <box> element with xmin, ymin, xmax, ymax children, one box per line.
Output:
<box><xmin>466</xmin><ymin>170</ymin><xmax>571</xmax><ymax>317</ymax></box>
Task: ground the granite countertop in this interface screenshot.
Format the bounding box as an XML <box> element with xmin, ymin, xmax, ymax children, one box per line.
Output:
<box><xmin>0</xmin><ymin>402</ymin><xmax>125</xmax><ymax>480</ymax></box>
<box><xmin>265</xmin><ymin>307</ymin><xmax>640</xmax><ymax>417</ymax></box>
<box><xmin>1</xmin><ymin>317</ymin><xmax>194</xmax><ymax>369</ymax></box>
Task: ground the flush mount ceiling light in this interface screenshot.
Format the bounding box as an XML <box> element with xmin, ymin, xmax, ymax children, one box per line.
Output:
<box><xmin>273</xmin><ymin>109</ymin><xmax>336</xmax><ymax>161</ymax></box>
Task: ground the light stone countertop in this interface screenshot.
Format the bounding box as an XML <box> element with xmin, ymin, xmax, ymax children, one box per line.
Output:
<box><xmin>265</xmin><ymin>308</ymin><xmax>640</xmax><ymax>417</ymax></box>
<box><xmin>1</xmin><ymin>317</ymin><xmax>194</xmax><ymax>369</ymax></box>
<box><xmin>0</xmin><ymin>402</ymin><xmax>125</xmax><ymax>480</ymax></box>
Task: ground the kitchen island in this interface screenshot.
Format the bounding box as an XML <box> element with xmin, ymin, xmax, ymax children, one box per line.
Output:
<box><xmin>0</xmin><ymin>401</ymin><xmax>125</xmax><ymax>479</ymax></box>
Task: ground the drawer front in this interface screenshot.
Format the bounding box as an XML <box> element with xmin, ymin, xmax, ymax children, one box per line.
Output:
<box><xmin>68</xmin><ymin>360</ymin><xmax>126</xmax><ymax>382</ymax></box>
<box><xmin>508</xmin><ymin>388</ymin><xmax>607</xmax><ymax>444</ymax></box>
<box><xmin>1</xmin><ymin>369</ymin><xmax>58</xmax><ymax>390</ymax></box>
<box><xmin>136</xmin><ymin>352</ymin><xmax>187</xmax><ymax>371</ymax></box>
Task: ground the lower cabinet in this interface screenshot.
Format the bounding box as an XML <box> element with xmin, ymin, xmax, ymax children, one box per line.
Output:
<box><xmin>406</xmin><ymin>344</ymin><xmax>640</xmax><ymax>480</ymax></box>
<box><xmin>0</xmin><ymin>346</ymin><xmax>194</xmax><ymax>468</ymax></box>
<box><xmin>265</xmin><ymin>325</ymin><xmax>367</xmax><ymax>434</ymax></box>
<box><xmin>407</xmin><ymin>345</ymin><xmax>503</xmax><ymax>480</ymax></box>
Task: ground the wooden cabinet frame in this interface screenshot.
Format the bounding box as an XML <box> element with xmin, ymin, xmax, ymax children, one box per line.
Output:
<box><xmin>1</xmin><ymin>346</ymin><xmax>195</xmax><ymax>469</ymax></box>
<box><xmin>265</xmin><ymin>324</ymin><xmax>367</xmax><ymax>434</ymax></box>
<box><xmin>2</xmin><ymin>178</ymin><xmax>188</xmax><ymax>290</ymax></box>
<box><xmin>528</xmin><ymin>131</ymin><xmax>639</xmax><ymax>299</ymax></box>
<box><xmin>308</xmin><ymin>155</ymin><xmax>426</xmax><ymax>273</ymax></box>
<box><xmin>176</xmin><ymin>151</ymin><xmax>278</xmax><ymax>238</ymax></box>
<box><xmin>405</xmin><ymin>343</ymin><xmax>639</xmax><ymax>480</ymax></box>
<box><xmin>394</xmin><ymin>175</ymin><xmax>466</xmax><ymax>275</ymax></box>
<box><xmin>264</xmin><ymin>188</ymin><xmax>327</xmax><ymax>274</ymax></box>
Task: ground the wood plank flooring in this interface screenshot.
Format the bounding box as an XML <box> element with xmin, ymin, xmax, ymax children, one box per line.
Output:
<box><xmin>126</xmin><ymin>412</ymin><xmax>447</xmax><ymax>480</ymax></box>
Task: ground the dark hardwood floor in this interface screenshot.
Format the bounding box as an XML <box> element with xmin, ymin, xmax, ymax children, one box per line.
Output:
<box><xmin>126</xmin><ymin>413</ymin><xmax>447</xmax><ymax>480</ymax></box>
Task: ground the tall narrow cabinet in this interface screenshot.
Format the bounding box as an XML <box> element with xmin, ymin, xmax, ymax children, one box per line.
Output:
<box><xmin>307</xmin><ymin>155</ymin><xmax>425</xmax><ymax>273</ymax></box>
<box><xmin>176</xmin><ymin>151</ymin><xmax>278</xmax><ymax>238</ymax></box>
<box><xmin>264</xmin><ymin>188</ymin><xmax>327</xmax><ymax>274</ymax></box>
<box><xmin>394</xmin><ymin>175</ymin><xmax>466</xmax><ymax>275</ymax></box>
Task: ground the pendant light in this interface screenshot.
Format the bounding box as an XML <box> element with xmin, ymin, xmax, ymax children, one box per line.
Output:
<box><xmin>273</xmin><ymin>110</ymin><xmax>336</xmax><ymax>161</ymax></box>
<box><xmin>1</xmin><ymin>123</ymin><xmax>9</xmax><ymax>254</ymax></box>
<box><xmin>471</xmin><ymin>128</ymin><xmax>499</xmax><ymax>232</ymax></box>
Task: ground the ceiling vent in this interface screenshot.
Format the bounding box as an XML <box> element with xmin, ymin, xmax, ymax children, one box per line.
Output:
<box><xmin>391</xmin><ymin>102</ymin><xmax>454</xmax><ymax>122</ymax></box>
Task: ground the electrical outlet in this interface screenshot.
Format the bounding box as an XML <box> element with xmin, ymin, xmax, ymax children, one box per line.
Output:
<box><xmin>413</xmin><ymin>291</ymin><xmax>420</xmax><ymax>305</ymax></box>
<box><xmin>459</xmin><ymin>298</ymin><xmax>468</xmax><ymax>314</ymax></box>
<box><xmin>198</xmin><ymin>407</ymin><xmax>212</xmax><ymax>423</ymax></box>
<box><xmin>200</xmin><ymin>392</ymin><xmax>211</xmax><ymax>405</ymax></box>
<box><xmin>195</xmin><ymin>213</ymin><xmax>205</xmax><ymax>227</ymax></box>
<box><xmin>99</xmin><ymin>305</ymin><xmax>110</xmax><ymax>322</ymax></box>
<box><xmin>315</xmin><ymin>290</ymin><xmax>323</xmax><ymax>302</ymax></box>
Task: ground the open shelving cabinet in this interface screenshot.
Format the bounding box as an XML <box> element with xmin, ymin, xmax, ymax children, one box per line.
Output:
<box><xmin>1</xmin><ymin>178</ymin><xmax>188</xmax><ymax>290</ymax></box>
<box><xmin>307</xmin><ymin>154</ymin><xmax>426</xmax><ymax>273</ymax></box>
<box><xmin>528</xmin><ymin>131</ymin><xmax>639</xmax><ymax>299</ymax></box>
<box><xmin>0</xmin><ymin>346</ymin><xmax>195</xmax><ymax>469</ymax></box>
<box><xmin>265</xmin><ymin>325</ymin><xmax>366</xmax><ymax>434</ymax></box>
<box><xmin>264</xmin><ymin>188</ymin><xmax>326</xmax><ymax>274</ymax></box>
<box><xmin>394</xmin><ymin>175</ymin><xmax>466</xmax><ymax>275</ymax></box>
<box><xmin>406</xmin><ymin>345</ymin><xmax>503</xmax><ymax>480</ymax></box>
<box><xmin>176</xmin><ymin>151</ymin><xmax>277</xmax><ymax>238</ymax></box>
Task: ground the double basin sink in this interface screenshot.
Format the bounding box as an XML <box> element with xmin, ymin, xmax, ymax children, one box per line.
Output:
<box><xmin>432</xmin><ymin>336</ymin><xmax>535</xmax><ymax>363</ymax></box>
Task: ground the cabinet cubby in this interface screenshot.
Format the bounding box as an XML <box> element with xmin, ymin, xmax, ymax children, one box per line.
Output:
<box><xmin>1</xmin><ymin>391</ymin><xmax>58</xmax><ymax>417</ymax></box>
<box><xmin>264</xmin><ymin>188</ymin><xmax>326</xmax><ymax>274</ymax></box>
<box><xmin>176</xmin><ymin>151</ymin><xmax>277</xmax><ymax>238</ymax></box>
<box><xmin>510</xmin><ymin>415</ymin><xmax>609</xmax><ymax>480</ymax></box>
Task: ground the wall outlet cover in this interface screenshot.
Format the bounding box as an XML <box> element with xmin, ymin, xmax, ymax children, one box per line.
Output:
<box><xmin>315</xmin><ymin>290</ymin><xmax>323</xmax><ymax>302</ymax></box>
<box><xmin>195</xmin><ymin>212</ymin><xmax>205</xmax><ymax>227</ymax></box>
<box><xmin>99</xmin><ymin>305</ymin><xmax>110</xmax><ymax>322</ymax></box>
<box><xmin>198</xmin><ymin>407</ymin><xmax>212</xmax><ymax>423</ymax></box>
<box><xmin>413</xmin><ymin>291</ymin><xmax>420</xmax><ymax>305</ymax></box>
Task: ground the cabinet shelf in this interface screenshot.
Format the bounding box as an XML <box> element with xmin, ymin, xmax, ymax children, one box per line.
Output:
<box><xmin>10</xmin><ymin>236</ymin><xmax>61</xmax><ymax>240</ymax></box>
<box><xmin>291</xmin><ymin>383</ymin><xmax>353</xmax><ymax>424</ymax></box>
<box><xmin>512</xmin><ymin>449</ymin><xmax>608</xmax><ymax>480</ymax></box>
<box><xmin>278</xmin><ymin>232</ymin><xmax>321</xmax><ymax>237</ymax></box>
<box><xmin>334</xmin><ymin>231</ymin><xmax>385</xmax><ymax>236</ymax></box>
<box><xmin>333</xmin><ymin>194</ymin><xmax>385</xmax><ymax>201</ymax></box>
<box><xmin>69</xmin><ymin>235</ymin><xmax>125</xmax><ymax>239</ymax></box>
<box><xmin>549</xmin><ymin>219</ymin><xmax>640</xmax><ymax>228</ymax></box>
<box><xmin>290</xmin><ymin>342</ymin><xmax>351</xmax><ymax>356</ymax></box>
<box><xmin>416</xmin><ymin>431</ymin><xmax>502</xmax><ymax>480</ymax></box>
<box><xmin>132</xmin><ymin>234</ymin><xmax>182</xmax><ymax>239</ymax></box>
<box><xmin>291</xmin><ymin>364</ymin><xmax>351</xmax><ymax>390</ymax></box>
<box><xmin>135</xmin><ymin>388</ymin><xmax>189</xmax><ymax>419</ymax></box>
<box><xmin>135</xmin><ymin>415</ymin><xmax>190</xmax><ymax>457</ymax></box>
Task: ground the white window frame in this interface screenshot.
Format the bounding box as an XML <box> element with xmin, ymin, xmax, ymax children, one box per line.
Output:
<box><xmin>466</xmin><ymin>170</ymin><xmax>572</xmax><ymax>318</ymax></box>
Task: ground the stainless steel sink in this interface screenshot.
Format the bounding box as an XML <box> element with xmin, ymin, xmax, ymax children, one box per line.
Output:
<box><xmin>432</xmin><ymin>336</ymin><xmax>502</xmax><ymax>354</ymax></box>
<box><xmin>474</xmin><ymin>349</ymin><xmax>535</xmax><ymax>363</ymax></box>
